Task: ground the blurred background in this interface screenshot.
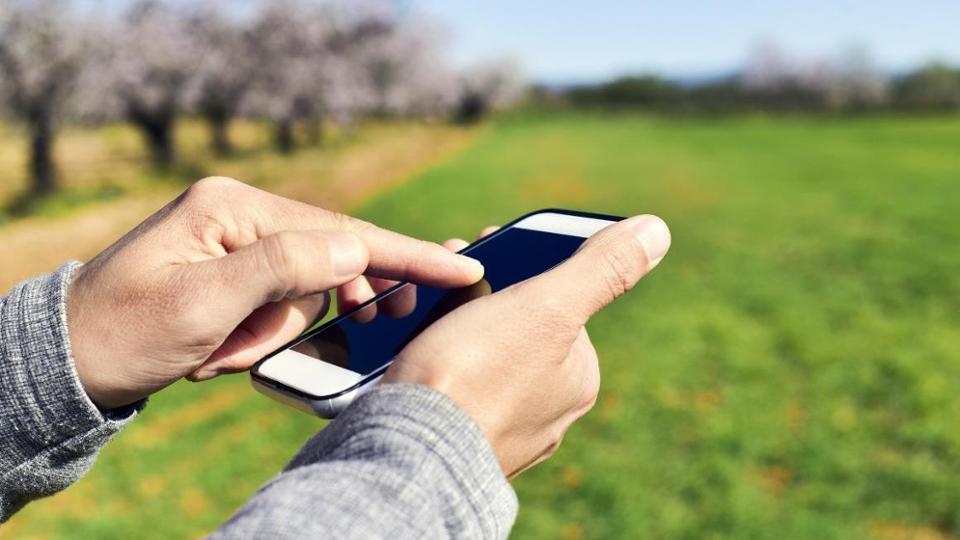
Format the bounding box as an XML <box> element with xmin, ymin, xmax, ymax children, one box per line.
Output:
<box><xmin>1</xmin><ymin>0</ymin><xmax>958</xmax><ymax>538</ymax></box>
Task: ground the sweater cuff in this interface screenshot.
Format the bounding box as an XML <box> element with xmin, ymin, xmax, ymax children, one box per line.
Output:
<box><xmin>289</xmin><ymin>383</ymin><xmax>518</xmax><ymax>538</ymax></box>
<box><xmin>0</xmin><ymin>262</ymin><xmax>140</xmax><ymax>457</ymax></box>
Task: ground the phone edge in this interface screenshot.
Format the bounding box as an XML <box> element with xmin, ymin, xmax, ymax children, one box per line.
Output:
<box><xmin>249</xmin><ymin>208</ymin><xmax>625</xmax><ymax>405</ymax></box>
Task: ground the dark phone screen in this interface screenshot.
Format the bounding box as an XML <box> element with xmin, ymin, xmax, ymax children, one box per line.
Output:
<box><xmin>283</xmin><ymin>226</ymin><xmax>590</xmax><ymax>377</ymax></box>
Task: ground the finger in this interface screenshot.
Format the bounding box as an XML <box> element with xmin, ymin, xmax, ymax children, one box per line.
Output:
<box><xmin>443</xmin><ymin>238</ymin><xmax>470</xmax><ymax>252</ymax></box>
<box><xmin>361</xmin><ymin>237</ymin><xmax>466</xmax><ymax>321</ymax></box>
<box><xmin>339</xmin><ymin>236</ymin><xmax>466</xmax><ymax>320</ymax></box>
<box><xmin>369</xmin><ymin>277</ymin><xmax>400</xmax><ymax>294</ymax></box>
<box><xmin>197</xmin><ymin>230</ymin><xmax>369</xmax><ymax>318</ymax></box>
<box><xmin>188</xmin><ymin>293</ymin><xmax>330</xmax><ymax>380</ymax></box>
<box><xmin>188</xmin><ymin>179</ymin><xmax>482</xmax><ymax>287</ymax></box>
<box><xmin>356</xmin><ymin>236</ymin><xmax>472</xmax><ymax>319</ymax></box>
<box><xmin>245</xmin><ymin>187</ymin><xmax>484</xmax><ymax>287</ymax></box>
<box><xmin>368</xmin><ymin>277</ymin><xmax>416</xmax><ymax>318</ymax></box>
<box><xmin>439</xmin><ymin>227</ymin><xmax>496</xmax><ymax>257</ymax></box>
<box><xmin>521</xmin><ymin>215</ymin><xmax>670</xmax><ymax>324</ymax></box>
<box><xmin>337</xmin><ymin>276</ymin><xmax>377</xmax><ymax>312</ymax></box>
<box><xmin>337</xmin><ymin>221</ymin><xmax>483</xmax><ymax>286</ymax></box>
<box><xmin>340</xmin><ymin>276</ymin><xmax>415</xmax><ymax>319</ymax></box>
<box><xmin>338</xmin><ymin>276</ymin><xmax>378</xmax><ymax>323</ymax></box>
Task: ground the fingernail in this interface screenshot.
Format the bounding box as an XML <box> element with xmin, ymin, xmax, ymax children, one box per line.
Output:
<box><xmin>628</xmin><ymin>215</ymin><xmax>671</xmax><ymax>269</ymax></box>
<box><xmin>190</xmin><ymin>368</ymin><xmax>217</xmax><ymax>382</ymax></box>
<box><xmin>457</xmin><ymin>254</ymin><xmax>485</xmax><ymax>281</ymax></box>
<box><xmin>329</xmin><ymin>232</ymin><xmax>367</xmax><ymax>278</ymax></box>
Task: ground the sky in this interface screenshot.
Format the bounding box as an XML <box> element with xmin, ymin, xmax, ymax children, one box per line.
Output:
<box><xmin>414</xmin><ymin>0</ymin><xmax>960</xmax><ymax>84</ymax></box>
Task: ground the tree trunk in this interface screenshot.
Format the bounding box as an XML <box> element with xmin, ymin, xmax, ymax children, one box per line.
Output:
<box><xmin>126</xmin><ymin>102</ymin><xmax>176</xmax><ymax>169</ymax></box>
<box><xmin>29</xmin><ymin>111</ymin><xmax>57</xmax><ymax>196</ymax></box>
<box><xmin>275</xmin><ymin>118</ymin><xmax>295</xmax><ymax>154</ymax></box>
<box><xmin>208</xmin><ymin>113</ymin><xmax>233</xmax><ymax>157</ymax></box>
<box><xmin>141</xmin><ymin>118</ymin><xmax>175</xmax><ymax>168</ymax></box>
<box><xmin>305</xmin><ymin>117</ymin><xmax>324</xmax><ymax>146</ymax></box>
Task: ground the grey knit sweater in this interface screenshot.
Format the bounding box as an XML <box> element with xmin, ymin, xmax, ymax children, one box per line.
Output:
<box><xmin>0</xmin><ymin>263</ymin><xmax>517</xmax><ymax>538</ymax></box>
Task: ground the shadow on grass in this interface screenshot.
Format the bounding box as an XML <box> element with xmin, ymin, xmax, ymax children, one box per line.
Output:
<box><xmin>0</xmin><ymin>161</ymin><xmax>210</xmax><ymax>224</ymax></box>
<box><xmin>3</xmin><ymin>184</ymin><xmax>128</xmax><ymax>222</ymax></box>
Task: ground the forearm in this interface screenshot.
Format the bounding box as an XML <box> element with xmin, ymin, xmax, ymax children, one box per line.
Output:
<box><xmin>0</xmin><ymin>263</ymin><xmax>140</xmax><ymax>522</ymax></box>
<box><xmin>213</xmin><ymin>384</ymin><xmax>517</xmax><ymax>539</ymax></box>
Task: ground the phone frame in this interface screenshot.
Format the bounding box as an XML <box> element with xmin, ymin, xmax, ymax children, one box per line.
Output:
<box><xmin>250</xmin><ymin>208</ymin><xmax>623</xmax><ymax>416</ymax></box>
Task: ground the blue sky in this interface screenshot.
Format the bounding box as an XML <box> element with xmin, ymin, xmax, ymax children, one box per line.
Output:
<box><xmin>415</xmin><ymin>0</ymin><xmax>960</xmax><ymax>83</ymax></box>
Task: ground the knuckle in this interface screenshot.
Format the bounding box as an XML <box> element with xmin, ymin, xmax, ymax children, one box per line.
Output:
<box><xmin>329</xmin><ymin>210</ymin><xmax>366</xmax><ymax>233</ymax></box>
<box><xmin>598</xmin><ymin>244</ymin><xmax>640</xmax><ymax>300</ymax></box>
<box><xmin>328</xmin><ymin>210</ymin><xmax>351</xmax><ymax>229</ymax></box>
<box><xmin>353</xmin><ymin>217</ymin><xmax>376</xmax><ymax>233</ymax></box>
<box><xmin>543</xmin><ymin>431</ymin><xmax>565</xmax><ymax>458</ymax></box>
<box><xmin>581</xmin><ymin>393</ymin><xmax>599</xmax><ymax>414</ymax></box>
<box><xmin>259</xmin><ymin>232</ymin><xmax>304</xmax><ymax>296</ymax></box>
<box><xmin>198</xmin><ymin>175</ymin><xmax>241</xmax><ymax>190</ymax></box>
<box><xmin>581</xmin><ymin>346</ymin><xmax>601</xmax><ymax>411</ymax></box>
<box><xmin>581</xmin><ymin>374</ymin><xmax>601</xmax><ymax>412</ymax></box>
<box><xmin>187</xmin><ymin>176</ymin><xmax>240</xmax><ymax>200</ymax></box>
<box><xmin>184</xmin><ymin>204</ymin><xmax>226</xmax><ymax>245</ymax></box>
<box><xmin>571</xmin><ymin>354</ymin><xmax>601</xmax><ymax>408</ymax></box>
<box><xmin>179</xmin><ymin>179</ymin><xmax>239</xmax><ymax>234</ymax></box>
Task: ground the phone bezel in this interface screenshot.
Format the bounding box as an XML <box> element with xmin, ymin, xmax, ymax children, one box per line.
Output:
<box><xmin>249</xmin><ymin>208</ymin><xmax>624</xmax><ymax>402</ymax></box>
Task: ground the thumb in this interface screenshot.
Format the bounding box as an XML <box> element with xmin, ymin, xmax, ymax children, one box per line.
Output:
<box><xmin>200</xmin><ymin>230</ymin><xmax>369</xmax><ymax>315</ymax></box>
<box><xmin>522</xmin><ymin>214</ymin><xmax>671</xmax><ymax>324</ymax></box>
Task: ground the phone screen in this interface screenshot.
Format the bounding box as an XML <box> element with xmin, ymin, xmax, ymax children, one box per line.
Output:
<box><xmin>255</xmin><ymin>212</ymin><xmax>619</xmax><ymax>394</ymax></box>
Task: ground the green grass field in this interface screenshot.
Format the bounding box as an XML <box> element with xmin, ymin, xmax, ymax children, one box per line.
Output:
<box><xmin>4</xmin><ymin>111</ymin><xmax>960</xmax><ymax>539</ymax></box>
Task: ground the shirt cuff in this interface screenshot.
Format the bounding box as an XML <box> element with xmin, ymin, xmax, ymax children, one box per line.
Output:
<box><xmin>288</xmin><ymin>383</ymin><xmax>518</xmax><ymax>538</ymax></box>
<box><xmin>0</xmin><ymin>262</ymin><xmax>141</xmax><ymax>459</ymax></box>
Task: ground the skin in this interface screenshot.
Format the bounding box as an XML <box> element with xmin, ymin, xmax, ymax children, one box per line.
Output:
<box><xmin>68</xmin><ymin>176</ymin><xmax>671</xmax><ymax>478</ymax></box>
<box><xmin>67</xmin><ymin>176</ymin><xmax>484</xmax><ymax>409</ymax></box>
<box><xmin>386</xmin><ymin>214</ymin><xmax>671</xmax><ymax>476</ymax></box>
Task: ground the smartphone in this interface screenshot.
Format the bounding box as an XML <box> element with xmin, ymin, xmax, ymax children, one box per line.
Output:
<box><xmin>250</xmin><ymin>208</ymin><xmax>623</xmax><ymax>417</ymax></box>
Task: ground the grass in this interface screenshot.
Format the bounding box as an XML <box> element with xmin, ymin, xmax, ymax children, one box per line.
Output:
<box><xmin>3</xmin><ymin>110</ymin><xmax>960</xmax><ymax>539</ymax></box>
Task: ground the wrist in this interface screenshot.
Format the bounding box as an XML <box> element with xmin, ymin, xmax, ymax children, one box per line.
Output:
<box><xmin>72</xmin><ymin>353</ymin><xmax>129</xmax><ymax>410</ymax></box>
<box><xmin>66</xmin><ymin>267</ymin><xmax>139</xmax><ymax>410</ymax></box>
<box><xmin>0</xmin><ymin>262</ymin><xmax>141</xmax><ymax>450</ymax></box>
<box><xmin>383</xmin><ymin>366</ymin><xmax>513</xmax><ymax>475</ymax></box>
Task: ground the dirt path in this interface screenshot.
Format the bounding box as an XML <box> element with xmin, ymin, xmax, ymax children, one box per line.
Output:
<box><xmin>0</xmin><ymin>123</ymin><xmax>478</xmax><ymax>292</ymax></box>
<box><xmin>0</xmin><ymin>122</ymin><xmax>480</xmax><ymax>539</ymax></box>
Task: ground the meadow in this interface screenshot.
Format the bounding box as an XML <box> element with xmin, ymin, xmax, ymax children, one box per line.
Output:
<box><xmin>2</xmin><ymin>111</ymin><xmax>959</xmax><ymax>539</ymax></box>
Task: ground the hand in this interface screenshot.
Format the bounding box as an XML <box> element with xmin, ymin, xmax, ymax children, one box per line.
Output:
<box><xmin>385</xmin><ymin>215</ymin><xmax>671</xmax><ymax>477</ymax></box>
<box><xmin>67</xmin><ymin>177</ymin><xmax>484</xmax><ymax>409</ymax></box>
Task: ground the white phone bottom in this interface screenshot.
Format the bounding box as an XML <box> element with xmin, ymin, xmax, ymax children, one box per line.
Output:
<box><xmin>252</xmin><ymin>375</ymin><xmax>382</xmax><ymax>419</ymax></box>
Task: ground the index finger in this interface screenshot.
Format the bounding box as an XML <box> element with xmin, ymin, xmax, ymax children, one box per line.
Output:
<box><xmin>349</xmin><ymin>221</ymin><xmax>484</xmax><ymax>287</ymax></box>
<box><xmin>234</xmin><ymin>182</ymin><xmax>485</xmax><ymax>287</ymax></box>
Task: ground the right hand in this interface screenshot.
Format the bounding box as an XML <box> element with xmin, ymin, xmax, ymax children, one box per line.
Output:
<box><xmin>385</xmin><ymin>215</ymin><xmax>671</xmax><ymax>477</ymax></box>
<box><xmin>67</xmin><ymin>177</ymin><xmax>484</xmax><ymax>409</ymax></box>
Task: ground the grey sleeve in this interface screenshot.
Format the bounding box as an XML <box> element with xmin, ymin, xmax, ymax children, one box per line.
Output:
<box><xmin>0</xmin><ymin>263</ymin><xmax>140</xmax><ymax>522</ymax></box>
<box><xmin>212</xmin><ymin>384</ymin><xmax>518</xmax><ymax>539</ymax></box>
<box><xmin>0</xmin><ymin>263</ymin><xmax>518</xmax><ymax>536</ymax></box>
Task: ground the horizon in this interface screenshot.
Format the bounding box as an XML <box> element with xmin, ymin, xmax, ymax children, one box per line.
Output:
<box><xmin>416</xmin><ymin>0</ymin><xmax>960</xmax><ymax>85</ymax></box>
